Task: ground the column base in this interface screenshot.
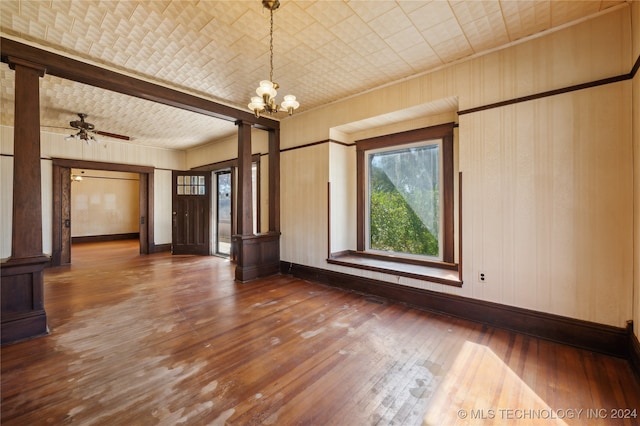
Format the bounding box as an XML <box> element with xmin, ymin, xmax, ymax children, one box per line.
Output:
<box><xmin>1</xmin><ymin>256</ymin><xmax>49</xmax><ymax>345</ymax></box>
<box><xmin>232</xmin><ymin>232</ymin><xmax>280</xmax><ymax>282</ymax></box>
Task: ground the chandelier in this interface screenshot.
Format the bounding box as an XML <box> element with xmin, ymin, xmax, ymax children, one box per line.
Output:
<box><xmin>248</xmin><ymin>0</ymin><xmax>299</xmax><ymax>118</ymax></box>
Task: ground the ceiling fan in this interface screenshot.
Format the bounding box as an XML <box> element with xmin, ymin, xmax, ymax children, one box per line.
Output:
<box><xmin>64</xmin><ymin>113</ymin><xmax>131</xmax><ymax>143</ymax></box>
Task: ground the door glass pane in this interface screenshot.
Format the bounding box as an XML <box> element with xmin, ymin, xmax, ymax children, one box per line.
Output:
<box><xmin>216</xmin><ymin>172</ymin><xmax>231</xmax><ymax>256</ymax></box>
<box><xmin>176</xmin><ymin>174</ymin><xmax>206</xmax><ymax>196</ymax></box>
<box><xmin>252</xmin><ymin>163</ymin><xmax>258</xmax><ymax>234</ymax></box>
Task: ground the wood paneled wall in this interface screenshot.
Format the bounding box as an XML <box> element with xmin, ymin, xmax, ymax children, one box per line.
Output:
<box><xmin>279</xmin><ymin>6</ymin><xmax>635</xmax><ymax>329</ymax></box>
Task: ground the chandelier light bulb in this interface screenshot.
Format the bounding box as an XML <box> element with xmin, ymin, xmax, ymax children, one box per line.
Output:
<box><xmin>280</xmin><ymin>95</ymin><xmax>299</xmax><ymax>115</ymax></box>
<box><xmin>256</xmin><ymin>80</ymin><xmax>277</xmax><ymax>102</ymax></box>
<box><xmin>248</xmin><ymin>96</ymin><xmax>266</xmax><ymax>117</ymax></box>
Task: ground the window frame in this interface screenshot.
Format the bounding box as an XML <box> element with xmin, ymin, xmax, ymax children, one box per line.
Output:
<box><xmin>356</xmin><ymin>122</ymin><xmax>455</xmax><ymax>266</ymax></box>
<box><xmin>364</xmin><ymin>138</ymin><xmax>445</xmax><ymax>261</ymax></box>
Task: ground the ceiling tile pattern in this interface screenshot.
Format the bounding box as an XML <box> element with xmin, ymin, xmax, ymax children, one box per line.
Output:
<box><xmin>0</xmin><ymin>63</ymin><xmax>237</xmax><ymax>149</ymax></box>
<box><xmin>0</xmin><ymin>0</ymin><xmax>624</xmax><ymax>150</ymax></box>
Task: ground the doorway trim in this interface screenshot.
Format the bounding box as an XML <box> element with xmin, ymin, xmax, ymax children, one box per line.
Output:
<box><xmin>51</xmin><ymin>158</ymin><xmax>155</xmax><ymax>266</ymax></box>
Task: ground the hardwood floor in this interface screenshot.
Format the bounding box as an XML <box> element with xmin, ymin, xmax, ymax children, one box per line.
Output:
<box><xmin>2</xmin><ymin>240</ymin><xmax>639</xmax><ymax>425</ymax></box>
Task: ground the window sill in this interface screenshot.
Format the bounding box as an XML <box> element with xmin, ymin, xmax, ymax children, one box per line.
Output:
<box><xmin>327</xmin><ymin>250</ymin><xmax>462</xmax><ymax>288</ymax></box>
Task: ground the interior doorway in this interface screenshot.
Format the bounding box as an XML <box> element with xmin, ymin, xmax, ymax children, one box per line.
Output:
<box><xmin>52</xmin><ymin>159</ymin><xmax>154</xmax><ymax>266</ymax></box>
<box><xmin>70</xmin><ymin>169</ymin><xmax>140</xmax><ymax>243</ymax></box>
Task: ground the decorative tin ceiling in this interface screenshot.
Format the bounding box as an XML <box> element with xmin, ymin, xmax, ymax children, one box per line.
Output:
<box><xmin>0</xmin><ymin>1</ymin><xmax>625</xmax><ymax>149</ymax></box>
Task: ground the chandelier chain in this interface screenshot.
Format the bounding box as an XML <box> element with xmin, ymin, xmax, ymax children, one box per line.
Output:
<box><xmin>269</xmin><ymin>8</ymin><xmax>274</xmax><ymax>83</ymax></box>
<box><xmin>248</xmin><ymin>0</ymin><xmax>298</xmax><ymax>117</ymax></box>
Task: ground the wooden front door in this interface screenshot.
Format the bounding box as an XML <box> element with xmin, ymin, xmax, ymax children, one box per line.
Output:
<box><xmin>172</xmin><ymin>171</ymin><xmax>211</xmax><ymax>255</ymax></box>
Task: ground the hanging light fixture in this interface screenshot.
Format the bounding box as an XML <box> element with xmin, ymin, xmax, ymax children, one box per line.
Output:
<box><xmin>248</xmin><ymin>0</ymin><xmax>299</xmax><ymax>118</ymax></box>
<box><xmin>65</xmin><ymin>128</ymin><xmax>97</xmax><ymax>143</ymax></box>
<box><xmin>64</xmin><ymin>113</ymin><xmax>97</xmax><ymax>143</ymax></box>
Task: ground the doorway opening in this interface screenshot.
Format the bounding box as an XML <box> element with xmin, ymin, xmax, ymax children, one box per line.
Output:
<box><xmin>52</xmin><ymin>159</ymin><xmax>154</xmax><ymax>266</ymax></box>
<box><xmin>215</xmin><ymin>170</ymin><xmax>232</xmax><ymax>257</ymax></box>
<box><xmin>69</xmin><ymin>169</ymin><xmax>140</xmax><ymax>244</ymax></box>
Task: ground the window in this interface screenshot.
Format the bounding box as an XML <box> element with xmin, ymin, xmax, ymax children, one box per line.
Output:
<box><xmin>357</xmin><ymin>123</ymin><xmax>455</xmax><ymax>265</ymax></box>
<box><xmin>366</xmin><ymin>140</ymin><xmax>442</xmax><ymax>260</ymax></box>
<box><xmin>177</xmin><ymin>175</ymin><xmax>206</xmax><ymax>195</ymax></box>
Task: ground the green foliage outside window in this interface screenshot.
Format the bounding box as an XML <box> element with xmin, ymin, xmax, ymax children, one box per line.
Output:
<box><xmin>368</xmin><ymin>144</ymin><xmax>440</xmax><ymax>257</ymax></box>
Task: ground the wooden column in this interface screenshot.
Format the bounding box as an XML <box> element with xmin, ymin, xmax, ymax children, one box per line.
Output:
<box><xmin>1</xmin><ymin>57</ymin><xmax>49</xmax><ymax>345</ymax></box>
<box><xmin>236</xmin><ymin>120</ymin><xmax>254</xmax><ymax>236</ymax></box>
<box><xmin>233</xmin><ymin>121</ymin><xmax>280</xmax><ymax>281</ymax></box>
<box><xmin>268</xmin><ymin>128</ymin><xmax>280</xmax><ymax>233</ymax></box>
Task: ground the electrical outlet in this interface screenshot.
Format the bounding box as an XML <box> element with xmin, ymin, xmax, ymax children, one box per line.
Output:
<box><xmin>479</xmin><ymin>272</ymin><xmax>486</xmax><ymax>282</ymax></box>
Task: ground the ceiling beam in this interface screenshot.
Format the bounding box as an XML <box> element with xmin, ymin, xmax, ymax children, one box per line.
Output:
<box><xmin>0</xmin><ymin>37</ymin><xmax>279</xmax><ymax>131</ymax></box>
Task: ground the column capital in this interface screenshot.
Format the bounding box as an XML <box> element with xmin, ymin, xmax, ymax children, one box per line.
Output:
<box><xmin>7</xmin><ymin>57</ymin><xmax>46</xmax><ymax>77</ymax></box>
<box><xmin>235</xmin><ymin>119</ymin><xmax>254</xmax><ymax>128</ymax></box>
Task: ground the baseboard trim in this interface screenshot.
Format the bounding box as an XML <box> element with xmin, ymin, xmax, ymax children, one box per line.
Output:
<box><xmin>281</xmin><ymin>261</ymin><xmax>629</xmax><ymax>359</ymax></box>
<box><xmin>629</xmin><ymin>328</ymin><xmax>640</xmax><ymax>379</ymax></box>
<box><xmin>151</xmin><ymin>243</ymin><xmax>171</xmax><ymax>253</ymax></box>
<box><xmin>1</xmin><ymin>311</ymin><xmax>49</xmax><ymax>345</ymax></box>
<box><xmin>72</xmin><ymin>233</ymin><xmax>139</xmax><ymax>244</ymax></box>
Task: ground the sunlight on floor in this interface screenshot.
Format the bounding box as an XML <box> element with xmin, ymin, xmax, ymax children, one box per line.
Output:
<box><xmin>423</xmin><ymin>341</ymin><xmax>568</xmax><ymax>425</ymax></box>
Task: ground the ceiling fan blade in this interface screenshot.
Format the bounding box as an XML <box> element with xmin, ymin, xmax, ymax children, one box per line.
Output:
<box><xmin>94</xmin><ymin>130</ymin><xmax>131</xmax><ymax>141</ymax></box>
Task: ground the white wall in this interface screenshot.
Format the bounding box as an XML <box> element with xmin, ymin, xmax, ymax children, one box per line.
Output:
<box><xmin>460</xmin><ymin>83</ymin><xmax>631</xmax><ymax>326</ymax></box>
<box><xmin>186</xmin><ymin>128</ymin><xmax>269</xmax><ymax>169</ymax></box>
<box><xmin>70</xmin><ymin>169</ymin><xmax>139</xmax><ymax>237</ymax></box>
<box><xmin>154</xmin><ymin>169</ymin><xmax>173</xmax><ymax>245</ymax></box>
<box><xmin>631</xmin><ymin>0</ymin><xmax>640</xmax><ymax>339</ymax></box>
<box><xmin>0</xmin><ymin>155</ymin><xmax>12</xmax><ymax>258</ymax></box>
<box><xmin>281</xmin><ymin>143</ymin><xmax>329</xmax><ymax>265</ymax></box>
<box><xmin>279</xmin><ymin>6</ymin><xmax>634</xmax><ymax>328</ymax></box>
<box><xmin>328</xmin><ymin>143</ymin><xmax>356</xmax><ymax>254</ymax></box>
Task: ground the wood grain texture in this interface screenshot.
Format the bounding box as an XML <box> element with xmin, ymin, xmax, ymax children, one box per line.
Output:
<box><xmin>2</xmin><ymin>240</ymin><xmax>639</xmax><ymax>425</ymax></box>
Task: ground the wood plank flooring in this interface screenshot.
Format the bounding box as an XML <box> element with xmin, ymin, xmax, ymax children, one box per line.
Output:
<box><xmin>2</xmin><ymin>240</ymin><xmax>640</xmax><ymax>425</ymax></box>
